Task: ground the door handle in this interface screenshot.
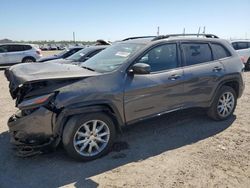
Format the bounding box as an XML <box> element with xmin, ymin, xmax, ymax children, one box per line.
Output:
<box><xmin>213</xmin><ymin>66</ymin><xmax>223</xmax><ymax>72</ymax></box>
<box><xmin>168</xmin><ymin>74</ymin><xmax>181</xmax><ymax>80</ymax></box>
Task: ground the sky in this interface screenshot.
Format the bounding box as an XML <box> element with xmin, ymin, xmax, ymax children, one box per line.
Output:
<box><xmin>0</xmin><ymin>0</ymin><xmax>250</xmax><ymax>41</ymax></box>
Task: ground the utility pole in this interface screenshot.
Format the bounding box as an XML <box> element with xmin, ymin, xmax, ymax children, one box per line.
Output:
<box><xmin>157</xmin><ymin>26</ymin><xmax>160</xmax><ymax>36</ymax></box>
<box><xmin>183</xmin><ymin>27</ymin><xmax>185</xmax><ymax>35</ymax></box>
<box><xmin>73</xmin><ymin>32</ymin><xmax>76</xmax><ymax>43</ymax></box>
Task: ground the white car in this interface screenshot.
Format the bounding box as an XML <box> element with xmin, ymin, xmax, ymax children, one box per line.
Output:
<box><xmin>0</xmin><ymin>43</ymin><xmax>42</xmax><ymax>65</ymax></box>
<box><xmin>231</xmin><ymin>40</ymin><xmax>250</xmax><ymax>69</ymax></box>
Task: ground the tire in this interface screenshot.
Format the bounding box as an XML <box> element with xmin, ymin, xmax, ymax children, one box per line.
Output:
<box><xmin>22</xmin><ymin>57</ymin><xmax>35</xmax><ymax>63</ymax></box>
<box><xmin>207</xmin><ymin>86</ymin><xmax>237</xmax><ymax>121</ymax></box>
<box><xmin>245</xmin><ymin>58</ymin><xmax>250</xmax><ymax>71</ymax></box>
<box><xmin>62</xmin><ymin>113</ymin><xmax>116</xmax><ymax>161</ymax></box>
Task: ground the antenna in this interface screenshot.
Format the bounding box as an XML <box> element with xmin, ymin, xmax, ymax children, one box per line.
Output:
<box><xmin>73</xmin><ymin>32</ymin><xmax>76</xmax><ymax>43</ymax></box>
<box><xmin>203</xmin><ymin>26</ymin><xmax>206</xmax><ymax>34</ymax></box>
<box><xmin>157</xmin><ymin>26</ymin><xmax>160</xmax><ymax>36</ymax></box>
<box><xmin>197</xmin><ymin>27</ymin><xmax>201</xmax><ymax>37</ymax></box>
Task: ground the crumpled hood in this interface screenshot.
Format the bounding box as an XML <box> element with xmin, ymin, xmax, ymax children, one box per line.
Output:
<box><xmin>5</xmin><ymin>62</ymin><xmax>100</xmax><ymax>98</ymax></box>
<box><xmin>44</xmin><ymin>58</ymin><xmax>74</xmax><ymax>64</ymax></box>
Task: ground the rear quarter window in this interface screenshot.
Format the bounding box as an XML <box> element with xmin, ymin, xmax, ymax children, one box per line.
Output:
<box><xmin>211</xmin><ymin>43</ymin><xmax>231</xmax><ymax>60</ymax></box>
<box><xmin>182</xmin><ymin>43</ymin><xmax>212</xmax><ymax>66</ymax></box>
<box><xmin>22</xmin><ymin>45</ymin><xmax>32</xmax><ymax>51</ymax></box>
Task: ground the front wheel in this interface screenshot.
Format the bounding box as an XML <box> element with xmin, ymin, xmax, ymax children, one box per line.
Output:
<box><xmin>207</xmin><ymin>86</ymin><xmax>237</xmax><ymax>121</ymax></box>
<box><xmin>62</xmin><ymin>113</ymin><xmax>116</xmax><ymax>161</ymax></box>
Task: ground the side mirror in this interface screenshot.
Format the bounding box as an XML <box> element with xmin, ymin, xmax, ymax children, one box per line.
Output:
<box><xmin>129</xmin><ymin>63</ymin><xmax>151</xmax><ymax>74</ymax></box>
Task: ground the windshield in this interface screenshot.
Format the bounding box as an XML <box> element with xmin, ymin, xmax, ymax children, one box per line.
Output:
<box><xmin>66</xmin><ymin>48</ymin><xmax>89</xmax><ymax>61</ymax></box>
<box><xmin>81</xmin><ymin>43</ymin><xmax>145</xmax><ymax>73</ymax></box>
<box><xmin>56</xmin><ymin>48</ymin><xmax>69</xmax><ymax>56</ymax></box>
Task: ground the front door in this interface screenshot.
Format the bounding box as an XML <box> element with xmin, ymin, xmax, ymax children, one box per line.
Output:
<box><xmin>0</xmin><ymin>45</ymin><xmax>9</xmax><ymax>65</ymax></box>
<box><xmin>124</xmin><ymin>43</ymin><xmax>184</xmax><ymax>123</ymax></box>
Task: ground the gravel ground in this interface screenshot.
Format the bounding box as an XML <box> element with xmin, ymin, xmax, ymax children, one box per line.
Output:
<box><xmin>0</xmin><ymin>70</ymin><xmax>249</xmax><ymax>188</ymax></box>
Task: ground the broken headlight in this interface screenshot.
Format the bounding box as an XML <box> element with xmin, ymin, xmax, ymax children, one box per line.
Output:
<box><xmin>18</xmin><ymin>93</ymin><xmax>55</xmax><ymax>110</ymax></box>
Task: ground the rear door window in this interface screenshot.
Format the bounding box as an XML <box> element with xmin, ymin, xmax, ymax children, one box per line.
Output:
<box><xmin>22</xmin><ymin>45</ymin><xmax>32</xmax><ymax>51</ymax></box>
<box><xmin>211</xmin><ymin>43</ymin><xmax>231</xmax><ymax>60</ymax></box>
<box><xmin>237</xmin><ymin>42</ymin><xmax>248</xmax><ymax>50</ymax></box>
<box><xmin>7</xmin><ymin>45</ymin><xmax>24</xmax><ymax>52</ymax></box>
<box><xmin>182</xmin><ymin>43</ymin><xmax>212</xmax><ymax>66</ymax></box>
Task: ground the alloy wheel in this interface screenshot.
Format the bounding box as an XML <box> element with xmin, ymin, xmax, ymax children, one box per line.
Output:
<box><xmin>73</xmin><ymin>120</ymin><xmax>110</xmax><ymax>157</ymax></box>
<box><xmin>217</xmin><ymin>92</ymin><xmax>235</xmax><ymax>117</ymax></box>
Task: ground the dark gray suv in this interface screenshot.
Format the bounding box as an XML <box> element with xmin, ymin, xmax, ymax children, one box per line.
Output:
<box><xmin>5</xmin><ymin>34</ymin><xmax>245</xmax><ymax>161</ymax></box>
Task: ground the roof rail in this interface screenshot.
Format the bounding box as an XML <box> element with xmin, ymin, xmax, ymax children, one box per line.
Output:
<box><xmin>122</xmin><ymin>36</ymin><xmax>156</xmax><ymax>41</ymax></box>
<box><xmin>152</xmin><ymin>34</ymin><xmax>219</xmax><ymax>41</ymax></box>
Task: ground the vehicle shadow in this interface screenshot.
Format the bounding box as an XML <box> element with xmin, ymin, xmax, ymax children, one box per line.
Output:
<box><xmin>0</xmin><ymin>108</ymin><xmax>235</xmax><ymax>188</ymax></box>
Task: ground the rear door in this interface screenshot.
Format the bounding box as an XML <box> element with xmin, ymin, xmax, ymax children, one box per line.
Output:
<box><xmin>124</xmin><ymin>43</ymin><xmax>185</xmax><ymax>123</ymax></box>
<box><xmin>181</xmin><ymin>42</ymin><xmax>227</xmax><ymax>107</ymax></box>
<box><xmin>6</xmin><ymin>45</ymin><xmax>25</xmax><ymax>64</ymax></box>
<box><xmin>0</xmin><ymin>45</ymin><xmax>9</xmax><ymax>65</ymax></box>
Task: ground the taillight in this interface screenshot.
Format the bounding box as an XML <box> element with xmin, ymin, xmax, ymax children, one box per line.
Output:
<box><xmin>240</xmin><ymin>56</ymin><xmax>247</xmax><ymax>64</ymax></box>
<box><xmin>36</xmin><ymin>50</ymin><xmax>41</xmax><ymax>55</ymax></box>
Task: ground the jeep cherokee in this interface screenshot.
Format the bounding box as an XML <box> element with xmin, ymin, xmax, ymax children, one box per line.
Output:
<box><xmin>5</xmin><ymin>34</ymin><xmax>245</xmax><ymax>161</ymax></box>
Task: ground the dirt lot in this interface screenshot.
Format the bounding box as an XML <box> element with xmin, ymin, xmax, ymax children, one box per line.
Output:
<box><xmin>0</xmin><ymin>69</ymin><xmax>249</xmax><ymax>188</ymax></box>
<box><xmin>41</xmin><ymin>50</ymin><xmax>62</xmax><ymax>57</ymax></box>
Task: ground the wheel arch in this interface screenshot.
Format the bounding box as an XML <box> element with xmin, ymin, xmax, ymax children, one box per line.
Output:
<box><xmin>210</xmin><ymin>78</ymin><xmax>240</xmax><ymax>107</ymax></box>
<box><xmin>53</xmin><ymin>102</ymin><xmax>124</xmax><ymax>141</ymax></box>
<box><xmin>22</xmin><ymin>56</ymin><xmax>36</xmax><ymax>62</ymax></box>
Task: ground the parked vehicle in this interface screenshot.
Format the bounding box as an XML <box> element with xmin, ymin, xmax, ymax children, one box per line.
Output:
<box><xmin>231</xmin><ymin>40</ymin><xmax>250</xmax><ymax>70</ymax></box>
<box><xmin>56</xmin><ymin>44</ymin><xmax>66</xmax><ymax>50</ymax></box>
<box><xmin>0</xmin><ymin>43</ymin><xmax>42</xmax><ymax>65</ymax></box>
<box><xmin>5</xmin><ymin>34</ymin><xmax>245</xmax><ymax>161</ymax></box>
<box><xmin>38</xmin><ymin>46</ymin><xmax>84</xmax><ymax>62</ymax></box>
<box><xmin>49</xmin><ymin>44</ymin><xmax>58</xmax><ymax>50</ymax></box>
<box><xmin>48</xmin><ymin>45</ymin><xmax>107</xmax><ymax>65</ymax></box>
<box><xmin>40</xmin><ymin>44</ymin><xmax>50</xmax><ymax>51</ymax></box>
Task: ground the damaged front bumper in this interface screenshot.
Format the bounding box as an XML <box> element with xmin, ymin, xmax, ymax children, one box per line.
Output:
<box><xmin>8</xmin><ymin>107</ymin><xmax>56</xmax><ymax>157</ymax></box>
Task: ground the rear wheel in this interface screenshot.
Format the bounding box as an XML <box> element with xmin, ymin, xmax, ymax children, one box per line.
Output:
<box><xmin>62</xmin><ymin>113</ymin><xmax>116</xmax><ymax>161</ymax></box>
<box><xmin>207</xmin><ymin>86</ymin><xmax>237</xmax><ymax>121</ymax></box>
<box><xmin>22</xmin><ymin>57</ymin><xmax>35</xmax><ymax>63</ymax></box>
<box><xmin>245</xmin><ymin>58</ymin><xmax>250</xmax><ymax>70</ymax></box>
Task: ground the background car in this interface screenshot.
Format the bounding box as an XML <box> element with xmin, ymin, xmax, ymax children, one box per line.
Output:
<box><xmin>38</xmin><ymin>46</ymin><xmax>84</xmax><ymax>62</ymax></box>
<box><xmin>48</xmin><ymin>45</ymin><xmax>107</xmax><ymax>65</ymax></box>
<box><xmin>0</xmin><ymin>43</ymin><xmax>42</xmax><ymax>65</ymax></box>
<box><xmin>231</xmin><ymin>40</ymin><xmax>250</xmax><ymax>70</ymax></box>
<box><xmin>49</xmin><ymin>44</ymin><xmax>58</xmax><ymax>50</ymax></box>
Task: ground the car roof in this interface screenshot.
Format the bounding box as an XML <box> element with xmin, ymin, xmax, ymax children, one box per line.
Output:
<box><xmin>85</xmin><ymin>45</ymin><xmax>108</xmax><ymax>50</ymax></box>
<box><xmin>68</xmin><ymin>46</ymin><xmax>85</xmax><ymax>50</ymax></box>
<box><xmin>0</xmin><ymin>43</ymin><xmax>34</xmax><ymax>46</ymax></box>
<box><xmin>76</xmin><ymin>45</ymin><xmax>107</xmax><ymax>54</ymax></box>
<box><xmin>119</xmin><ymin>38</ymin><xmax>154</xmax><ymax>44</ymax></box>
<box><xmin>119</xmin><ymin>35</ymin><xmax>224</xmax><ymax>45</ymax></box>
<box><xmin>230</xmin><ymin>39</ymin><xmax>250</xmax><ymax>43</ymax></box>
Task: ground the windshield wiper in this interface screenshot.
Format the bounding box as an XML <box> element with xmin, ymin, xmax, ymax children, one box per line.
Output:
<box><xmin>81</xmin><ymin>66</ymin><xmax>95</xmax><ymax>72</ymax></box>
